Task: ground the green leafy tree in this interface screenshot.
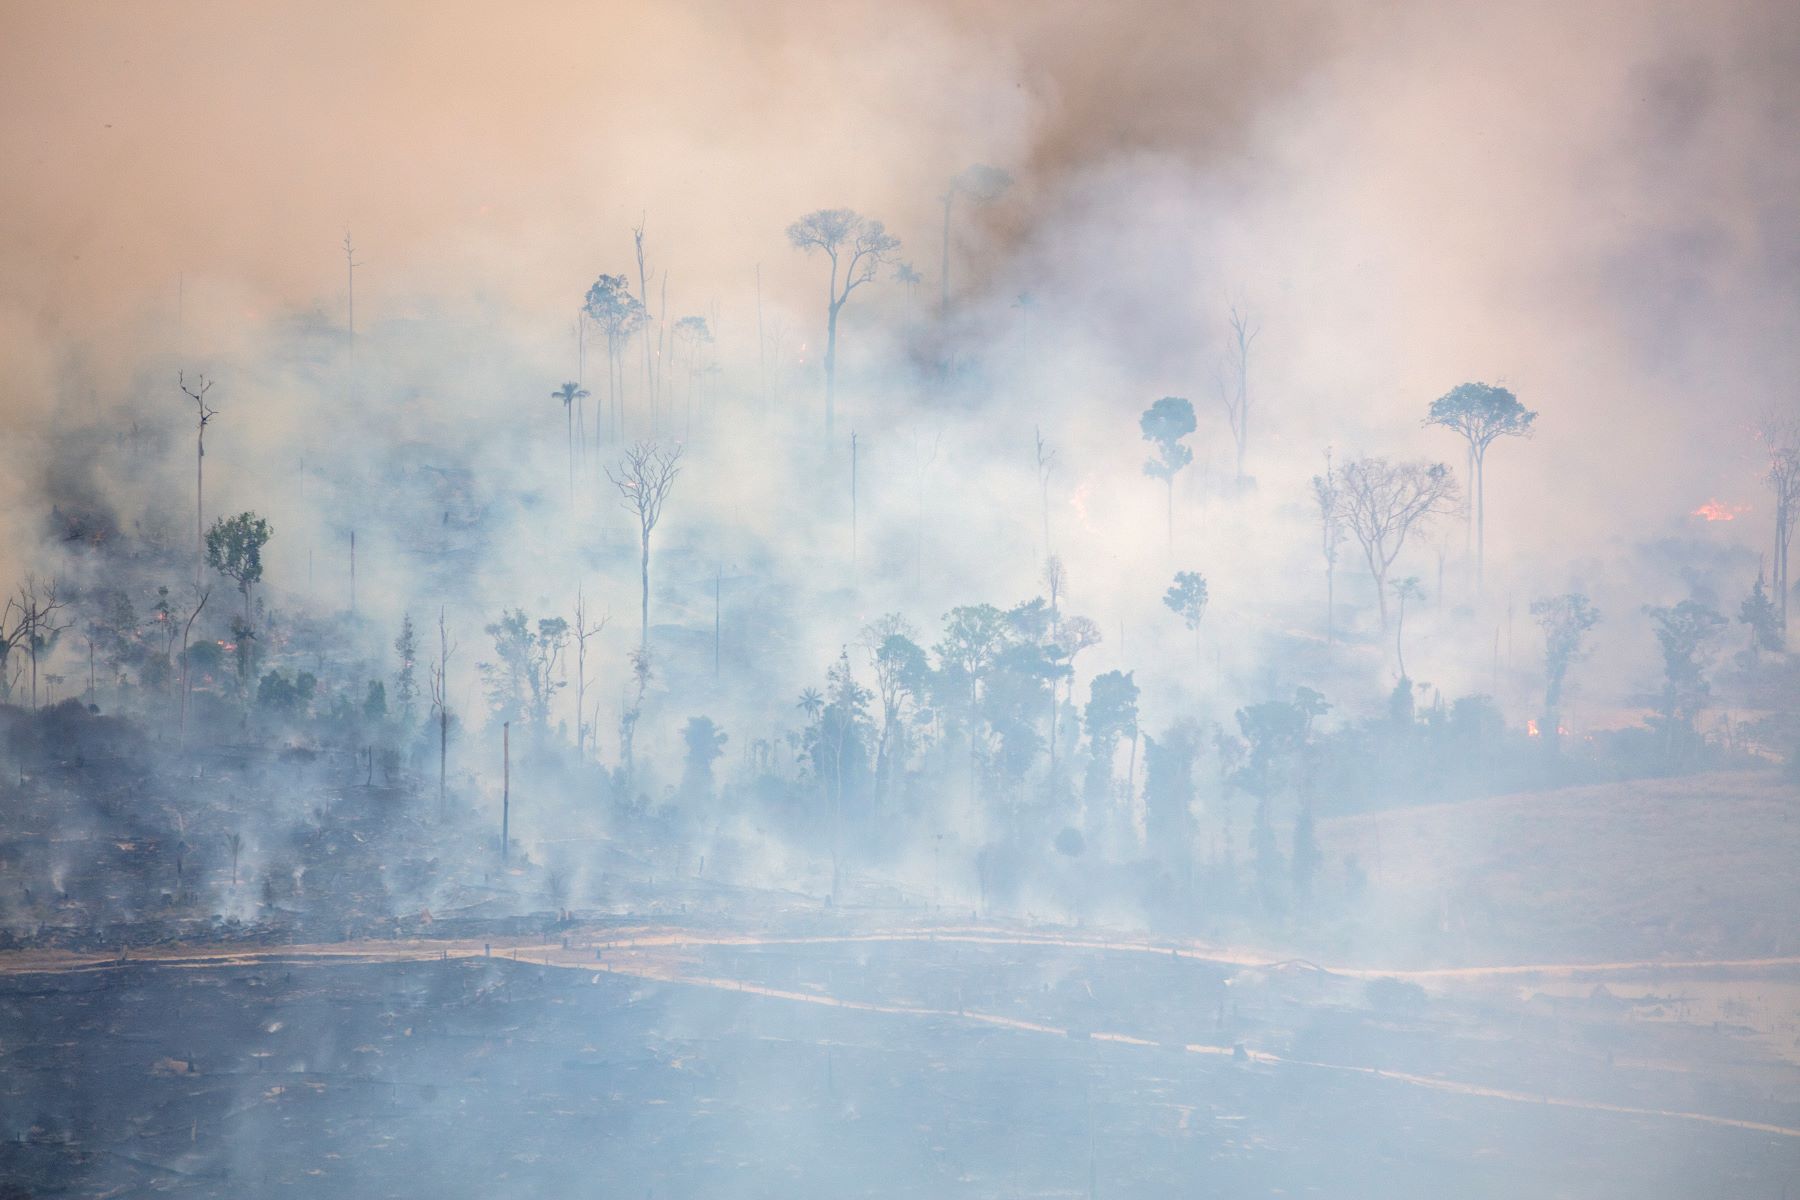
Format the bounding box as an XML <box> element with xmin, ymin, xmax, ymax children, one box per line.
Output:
<box><xmin>1163</xmin><ymin>571</ymin><xmax>1208</xmax><ymax>672</ymax></box>
<box><xmin>256</xmin><ymin>668</ymin><xmax>317</xmax><ymax>714</ymax></box>
<box><xmin>805</xmin><ymin>650</ymin><xmax>874</xmax><ymax>899</ymax></box>
<box><xmin>1142</xmin><ymin>721</ymin><xmax>1200</xmax><ymax>870</ymax></box>
<box><xmin>1234</xmin><ymin>698</ymin><xmax>1302</xmax><ymax>907</ymax></box>
<box><xmin>393</xmin><ymin>613</ymin><xmax>420</xmax><ymax>722</ymax></box>
<box><xmin>1082</xmin><ymin>670</ymin><xmax>1139</xmax><ymax>838</ymax></box>
<box><xmin>1424</xmin><ymin>382</ymin><xmax>1536</xmax><ymax>584</ymax></box>
<box><xmin>981</xmin><ymin>640</ymin><xmax>1060</xmax><ymax>808</ymax></box>
<box><xmin>1644</xmin><ymin>600</ymin><xmax>1727</xmax><ymax>767</ymax></box>
<box><xmin>204</xmin><ymin>512</ymin><xmax>272</xmax><ymax>625</ymax></box>
<box><xmin>582</xmin><ymin>275</ymin><xmax>646</xmax><ymax>443</ymax></box>
<box><xmin>863</xmin><ymin>614</ymin><xmax>931</xmax><ymax>802</ymax></box>
<box><xmin>1140</xmin><ymin>397</ymin><xmax>1196</xmax><ymax>553</ymax></box>
<box><xmin>680</xmin><ymin>716</ymin><xmax>729</xmax><ymax>803</ymax></box>
<box><xmin>934</xmin><ymin>604</ymin><xmax>1012</xmax><ymax>723</ymax></box>
<box><xmin>787</xmin><ymin>208</ymin><xmax>901</xmax><ymax>439</ymax></box>
<box><xmin>1738</xmin><ymin>566</ymin><xmax>1781</xmax><ymax>657</ymax></box>
<box><xmin>479</xmin><ymin>610</ymin><xmax>570</xmax><ymax>731</ymax></box>
<box><xmin>1531</xmin><ymin>592</ymin><xmax>1600</xmax><ymax>754</ymax></box>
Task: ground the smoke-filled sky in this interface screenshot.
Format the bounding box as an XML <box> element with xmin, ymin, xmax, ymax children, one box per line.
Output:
<box><xmin>2</xmin><ymin>0</ymin><xmax>1797</xmax><ymax>730</ymax></box>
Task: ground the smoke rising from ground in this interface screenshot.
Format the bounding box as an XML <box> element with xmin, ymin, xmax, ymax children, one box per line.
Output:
<box><xmin>0</xmin><ymin>0</ymin><xmax>1796</xmax><ymax>881</ymax></box>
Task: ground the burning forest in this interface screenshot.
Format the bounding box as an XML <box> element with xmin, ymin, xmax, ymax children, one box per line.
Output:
<box><xmin>1</xmin><ymin>1</ymin><xmax>1799</xmax><ymax>1196</ymax></box>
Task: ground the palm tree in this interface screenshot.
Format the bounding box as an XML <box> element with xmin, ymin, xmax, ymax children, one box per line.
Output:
<box><xmin>552</xmin><ymin>382</ymin><xmax>589</xmax><ymax>503</ymax></box>
<box><xmin>797</xmin><ymin>687</ymin><xmax>824</xmax><ymax>723</ymax></box>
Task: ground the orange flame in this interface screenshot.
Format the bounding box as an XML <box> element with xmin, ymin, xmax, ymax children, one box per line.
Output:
<box><xmin>1693</xmin><ymin>499</ymin><xmax>1747</xmax><ymax>521</ymax></box>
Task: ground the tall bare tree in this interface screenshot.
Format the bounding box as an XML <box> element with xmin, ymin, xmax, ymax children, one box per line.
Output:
<box><xmin>572</xmin><ymin>588</ymin><xmax>608</xmax><ymax>762</ymax></box>
<box><xmin>1140</xmin><ymin>397</ymin><xmax>1196</xmax><ymax>554</ymax></box>
<box><xmin>0</xmin><ymin>599</ymin><xmax>25</xmax><ymax>704</ymax></box>
<box><xmin>180</xmin><ymin>373</ymin><xmax>216</xmax><ymax>580</ymax></box>
<box><xmin>1757</xmin><ymin>415</ymin><xmax>1799</xmax><ymax>640</ymax></box>
<box><xmin>343</xmin><ymin>232</ymin><xmax>362</xmax><ymax>397</ymax></box>
<box><xmin>632</xmin><ymin>218</ymin><xmax>656</xmax><ymax>424</ymax></box>
<box><xmin>607</xmin><ymin>441</ymin><xmax>683</xmax><ymax>655</ymax></box>
<box><xmin>1215</xmin><ymin>305</ymin><xmax>1259</xmax><ymax>485</ymax></box>
<box><xmin>786</xmin><ymin>209</ymin><xmax>901</xmax><ymax>440</ymax></box>
<box><xmin>1310</xmin><ymin>449</ymin><xmax>1344</xmax><ymax>644</ymax></box>
<box><xmin>1425</xmin><ymin>382</ymin><xmax>1536</xmax><ymax>585</ymax></box>
<box><xmin>7</xmin><ymin>578</ymin><xmax>70</xmax><ymax>713</ymax></box>
<box><xmin>176</xmin><ymin>583</ymin><xmax>209</xmax><ymax>744</ymax></box>
<box><xmin>1336</xmin><ymin>457</ymin><xmax>1460</xmax><ymax>630</ymax></box>
<box><xmin>428</xmin><ymin>606</ymin><xmax>457</xmax><ymax>814</ymax></box>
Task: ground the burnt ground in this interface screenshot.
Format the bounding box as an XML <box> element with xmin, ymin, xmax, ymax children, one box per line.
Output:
<box><xmin>1</xmin><ymin>934</ymin><xmax>1796</xmax><ymax>1199</ymax></box>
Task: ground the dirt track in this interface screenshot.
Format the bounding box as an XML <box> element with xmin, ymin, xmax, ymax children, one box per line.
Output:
<box><xmin>6</xmin><ymin>921</ymin><xmax>1797</xmax><ymax>1141</ymax></box>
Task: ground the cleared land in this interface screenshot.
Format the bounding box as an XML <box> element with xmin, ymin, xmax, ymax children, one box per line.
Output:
<box><xmin>1316</xmin><ymin>769</ymin><xmax>1800</xmax><ymax>965</ymax></box>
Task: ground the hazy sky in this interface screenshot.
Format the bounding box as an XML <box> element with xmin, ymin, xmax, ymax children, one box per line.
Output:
<box><xmin>4</xmin><ymin>0</ymin><xmax>1794</xmax><ymax>439</ymax></box>
<box><xmin>2</xmin><ymin>0</ymin><xmax>1796</xmax><ymax>716</ymax></box>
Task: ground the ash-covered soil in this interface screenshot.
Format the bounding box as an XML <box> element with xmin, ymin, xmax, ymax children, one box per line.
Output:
<box><xmin>1</xmin><ymin>936</ymin><xmax>1796</xmax><ymax>1198</ymax></box>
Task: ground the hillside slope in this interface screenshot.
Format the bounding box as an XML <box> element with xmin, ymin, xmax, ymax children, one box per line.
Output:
<box><xmin>1317</xmin><ymin>770</ymin><xmax>1800</xmax><ymax>965</ymax></box>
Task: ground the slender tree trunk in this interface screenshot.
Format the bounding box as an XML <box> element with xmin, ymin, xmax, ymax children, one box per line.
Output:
<box><xmin>657</xmin><ymin>273</ymin><xmax>669</xmax><ymax>429</ymax></box>
<box><xmin>1775</xmin><ymin>498</ymin><xmax>1791</xmax><ymax>637</ymax></box>
<box><xmin>1126</xmin><ymin>726</ymin><xmax>1138</xmax><ymax>842</ymax></box>
<box><xmin>437</xmin><ymin>605</ymin><xmax>449</xmax><ymax>815</ymax></box>
<box><xmin>1475</xmin><ymin>447</ymin><xmax>1487</xmax><ymax>588</ymax></box>
<box><xmin>1464</xmin><ymin>442</ymin><xmax>1474</xmax><ymax>555</ymax></box>
<box><xmin>605</xmin><ymin>342</ymin><xmax>617</xmax><ymax>450</ymax></box>
<box><xmin>824</xmin><ymin>302</ymin><xmax>840</xmax><ymax>441</ymax></box>
<box><xmin>438</xmin><ymin>707</ymin><xmax>448</xmax><ymax>811</ymax></box>
<box><xmin>196</xmin><ymin>430</ymin><xmax>205</xmax><ymax>582</ymax></box>
<box><xmin>636</xmin><ymin>234</ymin><xmax>652</xmax><ymax>428</ymax></box>
<box><xmin>500</xmin><ymin>722</ymin><xmax>510</xmax><ymax>861</ymax></box>
<box><xmin>1395</xmin><ymin>598</ymin><xmax>1407</xmax><ymax>678</ymax></box>
<box><xmin>639</xmin><ymin>529</ymin><xmax>651</xmax><ymax>654</ymax></box>
<box><xmin>1368</xmin><ymin>550</ymin><xmax>1389</xmax><ymax>631</ymax></box>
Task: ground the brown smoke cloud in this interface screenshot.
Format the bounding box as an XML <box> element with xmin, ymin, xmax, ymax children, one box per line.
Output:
<box><xmin>1</xmin><ymin>0</ymin><xmax>1796</xmax><ymax>673</ymax></box>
